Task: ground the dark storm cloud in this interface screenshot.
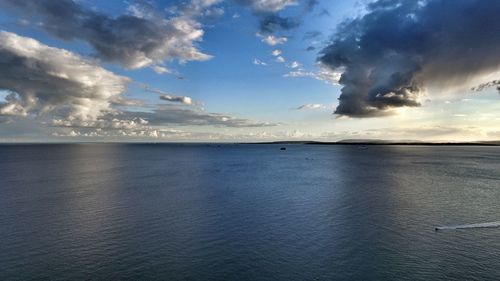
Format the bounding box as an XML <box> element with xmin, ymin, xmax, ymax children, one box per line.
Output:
<box><xmin>0</xmin><ymin>0</ymin><xmax>212</xmax><ymax>69</ymax></box>
<box><xmin>318</xmin><ymin>0</ymin><xmax>500</xmax><ymax>117</ymax></box>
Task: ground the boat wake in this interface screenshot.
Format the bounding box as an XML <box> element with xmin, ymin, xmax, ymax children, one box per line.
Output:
<box><xmin>435</xmin><ymin>221</ymin><xmax>500</xmax><ymax>231</ymax></box>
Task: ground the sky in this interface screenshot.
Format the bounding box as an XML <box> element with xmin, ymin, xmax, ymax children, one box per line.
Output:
<box><xmin>0</xmin><ymin>0</ymin><xmax>499</xmax><ymax>142</ymax></box>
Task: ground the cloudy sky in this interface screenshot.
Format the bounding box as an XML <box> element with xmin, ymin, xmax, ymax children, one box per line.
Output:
<box><xmin>0</xmin><ymin>0</ymin><xmax>499</xmax><ymax>142</ymax></box>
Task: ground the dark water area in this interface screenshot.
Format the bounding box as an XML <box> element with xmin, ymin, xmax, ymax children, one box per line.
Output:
<box><xmin>1</xmin><ymin>144</ymin><xmax>499</xmax><ymax>280</ymax></box>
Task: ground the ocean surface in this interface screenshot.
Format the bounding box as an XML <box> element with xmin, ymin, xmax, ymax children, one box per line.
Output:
<box><xmin>1</xmin><ymin>144</ymin><xmax>499</xmax><ymax>280</ymax></box>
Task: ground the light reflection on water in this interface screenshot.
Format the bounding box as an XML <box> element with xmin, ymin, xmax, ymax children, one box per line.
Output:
<box><xmin>0</xmin><ymin>144</ymin><xmax>499</xmax><ymax>280</ymax></box>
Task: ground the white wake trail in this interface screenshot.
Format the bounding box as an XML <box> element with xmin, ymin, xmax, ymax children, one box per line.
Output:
<box><xmin>435</xmin><ymin>221</ymin><xmax>500</xmax><ymax>231</ymax></box>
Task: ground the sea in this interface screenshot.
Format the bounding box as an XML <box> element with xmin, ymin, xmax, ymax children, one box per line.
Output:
<box><xmin>0</xmin><ymin>144</ymin><xmax>499</xmax><ymax>280</ymax></box>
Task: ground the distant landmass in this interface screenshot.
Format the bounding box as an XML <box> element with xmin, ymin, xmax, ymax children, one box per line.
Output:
<box><xmin>250</xmin><ymin>140</ymin><xmax>500</xmax><ymax>146</ymax></box>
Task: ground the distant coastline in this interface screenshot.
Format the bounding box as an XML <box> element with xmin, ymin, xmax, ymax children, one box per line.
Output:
<box><xmin>247</xmin><ymin>140</ymin><xmax>500</xmax><ymax>146</ymax></box>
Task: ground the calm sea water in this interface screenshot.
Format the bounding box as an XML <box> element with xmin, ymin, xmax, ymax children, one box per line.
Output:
<box><xmin>0</xmin><ymin>144</ymin><xmax>499</xmax><ymax>280</ymax></box>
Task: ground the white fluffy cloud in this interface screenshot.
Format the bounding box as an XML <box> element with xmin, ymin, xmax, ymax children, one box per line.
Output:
<box><xmin>142</xmin><ymin>86</ymin><xmax>195</xmax><ymax>105</ymax></box>
<box><xmin>284</xmin><ymin>64</ymin><xmax>341</xmax><ymax>84</ymax></box>
<box><xmin>0</xmin><ymin>31</ymin><xmax>129</xmax><ymax>121</ymax></box>
<box><xmin>235</xmin><ymin>0</ymin><xmax>298</xmax><ymax>12</ymax></box>
<box><xmin>152</xmin><ymin>65</ymin><xmax>171</xmax><ymax>74</ymax></box>
<box><xmin>0</xmin><ymin>0</ymin><xmax>216</xmax><ymax>69</ymax></box>
<box><xmin>275</xmin><ymin>56</ymin><xmax>286</xmax><ymax>63</ymax></box>
<box><xmin>253</xmin><ymin>58</ymin><xmax>268</xmax><ymax>66</ymax></box>
<box><xmin>0</xmin><ymin>31</ymin><xmax>276</xmax><ymax>140</ymax></box>
<box><xmin>296</xmin><ymin>103</ymin><xmax>331</xmax><ymax>110</ymax></box>
<box><xmin>160</xmin><ymin>95</ymin><xmax>193</xmax><ymax>105</ymax></box>
<box><xmin>51</xmin><ymin>117</ymin><xmax>149</xmax><ymax>131</ymax></box>
<box><xmin>128</xmin><ymin>106</ymin><xmax>278</xmax><ymax>128</ymax></box>
<box><xmin>259</xmin><ymin>34</ymin><xmax>288</xmax><ymax>46</ymax></box>
<box><xmin>288</xmin><ymin>61</ymin><xmax>300</xmax><ymax>68</ymax></box>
